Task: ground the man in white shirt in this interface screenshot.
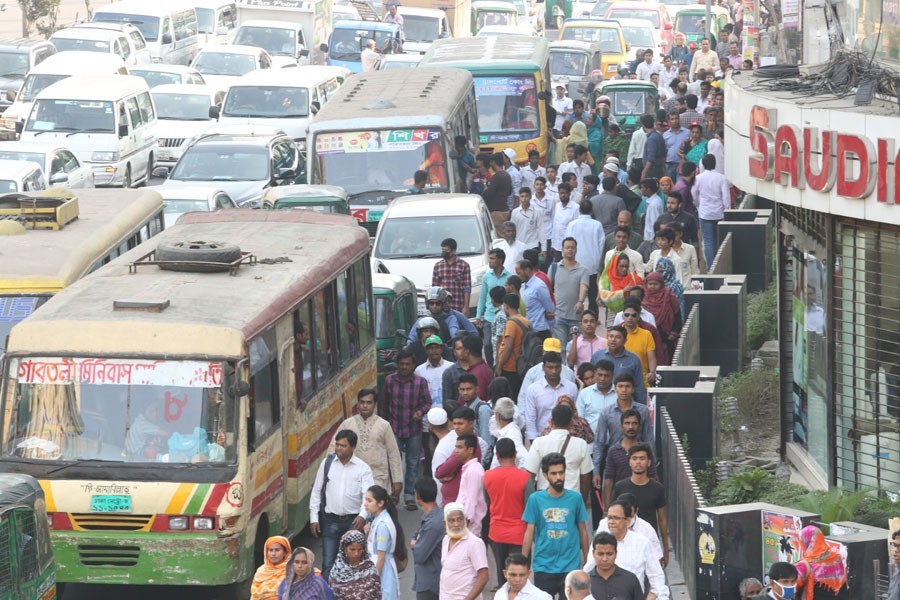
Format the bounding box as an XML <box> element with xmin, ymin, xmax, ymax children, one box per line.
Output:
<box><xmin>504</xmin><ymin>148</ymin><xmax>522</xmax><ymax>210</ymax></box>
<box><xmin>550</xmin><ymin>183</ymin><xmax>580</xmax><ymax>261</ymax></box>
<box><xmin>524</xmin><ymin>403</ymin><xmax>593</xmax><ymax>499</ymax></box>
<box><xmin>559</xmin><ymin>145</ymin><xmax>592</xmax><ymax>191</ymax></box>
<box><xmin>490</xmin><ymin>397</ymin><xmax>527</xmax><ymax>468</ymax></box>
<box><xmin>309</xmin><ymin>429</ymin><xmax>375</xmax><ymax>580</ymax></box>
<box><xmin>494</xmin><ymin>221</ymin><xmax>529</xmax><ymax>272</ymax></box>
<box><xmin>521</xmin><ymin>149</ymin><xmax>547</xmax><ymax>191</ymax></box>
<box><xmin>595</xmin><ymin>493</ymin><xmax>663</xmax><ymax>564</ymax></box>
<box><xmin>635</xmin><ymin>50</ymin><xmax>662</xmax><ymax>81</ymax></box>
<box><xmin>532</xmin><ymin>176</ymin><xmax>555</xmax><ymax>256</ymax></box>
<box><xmin>626</xmin><ymin>127</ymin><xmax>646</xmax><ymax>171</ymax></box>
<box><xmin>511</xmin><ymin>188</ymin><xmax>545</xmax><ymax>250</ymax></box>
<box><xmin>360</xmin><ymin>39</ymin><xmax>380</xmax><ymax>72</ymax></box>
<box><xmin>415</xmin><ymin>335</ymin><xmax>453</xmax><ymax>465</ymax></box>
<box><xmin>523</xmin><ymin>354</ymin><xmax>580</xmax><ymax>441</ymax></box>
<box><xmin>552</xmin><ymin>83</ymin><xmax>574</xmax><ymax>131</ymax></box>
<box><xmin>691</xmin><ymin>153</ymin><xmax>731</xmax><ymax>270</ymax></box>
<box><xmin>659</xmin><ymin>55</ymin><xmax>678</xmax><ymax>90</ymax></box>
<box><xmin>428</xmin><ymin>407</ymin><xmax>457</xmax><ymax>506</ymax></box>
<box><xmin>494</xmin><ymin>553</ymin><xmax>552</xmax><ymax>600</ymax></box>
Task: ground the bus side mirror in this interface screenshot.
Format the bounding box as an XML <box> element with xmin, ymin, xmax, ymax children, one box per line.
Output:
<box><xmin>209</xmin><ymin>105</ymin><xmax>221</xmax><ymax>119</ymax></box>
<box><xmin>319</xmin><ymin>43</ymin><xmax>329</xmax><ymax>53</ymax></box>
<box><xmin>162</xmin><ymin>33</ymin><xmax>173</xmax><ymax>45</ymax></box>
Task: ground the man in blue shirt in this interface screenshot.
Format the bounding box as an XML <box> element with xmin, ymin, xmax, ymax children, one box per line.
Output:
<box><xmin>522</xmin><ymin>452</ymin><xmax>590</xmax><ymax>598</ymax></box>
<box><xmin>641</xmin><ymin>114</ymin><xmax>666</xmax><ymax>180</ymax></box>
<box><xmin>454</xmin><ymin>135</ymin><xmax>476</xmax><ymax>192</ymax></box>
<box><xmin>516</xmin><ymin>258</ymin><xmax>555</xmax><ymax>339</ymax></box>
<box><xmin>662</xmin><ymin>112</ymin><xmax>690</xmax><ymax>181</ymax></box>
<box><xmin>591</xmin><ymin>326</ymin><xmax>646</xmax><ymax>403</ymax></box>
<box><xmin>475</xmin><ymin>248</ymin><xmax>510</xmax><ymax>369</ymax></box>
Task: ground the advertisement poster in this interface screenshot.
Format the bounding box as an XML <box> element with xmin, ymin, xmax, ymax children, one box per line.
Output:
<box><xmin>315</xmin><ymin>129</ymin><xmax>440</xmax><ymax>154</ymax></box>
<box><xmin>474</xmin><ymin>76</ymin><xmax>536</xmax><ymax>97</ymax></box>
<box><xmin>762</xmin><ymin>510</ymin><xmax>803</xmax><ymax>579</ymax></box>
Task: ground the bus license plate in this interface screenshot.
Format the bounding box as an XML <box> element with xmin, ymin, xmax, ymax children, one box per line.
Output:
<box><xmin>91</xmin><ymin>495</ymin><xmax>133</xmax><ymax>513</ymax></box>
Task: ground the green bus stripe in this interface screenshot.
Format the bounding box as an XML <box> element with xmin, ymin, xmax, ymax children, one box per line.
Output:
<box><xmin>185</xmin><ymin>483</ymin><xmax>211</xmax><ymax>515</ymax></box>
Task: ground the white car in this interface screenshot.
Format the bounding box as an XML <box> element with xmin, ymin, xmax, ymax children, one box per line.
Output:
<box><xmin>50</xmin><ymin>23</ymin><xmax>151</xmax><ymax>66</ymax></box>
<box><xmin>130</xmin><ymin>65</ymin><xmax>207</xmax><ymax>89</ymax></box>
<box><xmin>476</xmin><ymin>25</ymin><xmax>532</xmax><ymax>36</ymax></box>
<box><xmin>617</xmin><ymin>18</ymin><xmax>666</xmax><ymax>63</ymax></box>
<box><xmin>156</xmin><ymin>185</ymin><xmax>237</xmax><ymax>228</ymax></box>
<box><xmin>190</xmin><ymin>45</ymin><xmax>273</xmax><ymax>90</ymax></box>
<box><xmin>0</xmin><ymin>142</ymin><xmax>94</xmax><ymax>188</ymax></box>
<box><xmin>377</xmin><ymin>54</ymin><xmax>422</xmax><ymax>70</ymax></box>
<box><xmin>152</xmin><ymin>84</ymin><xmax>225</xmax><ymax>167</ymax></box>
<box><xmin>372</xmin><ymin>194</ymin><xmax>497</xmax><ymax>314</ymax></box>
<box><xmin>0</xmin><ymin>159</ymin><xmax>46</xmax><ymax>194</ymax></box>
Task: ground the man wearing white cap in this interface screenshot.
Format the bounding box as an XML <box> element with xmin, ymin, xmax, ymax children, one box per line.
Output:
<box><xmin>503</xmin><ymin>148</ymin><xmax>521</xmax><ymax>211</ymax></box>
<box><xmin>428</xmin><ymin>407</ymin><xmax>456</xmax><ymax>506</ymax></box>
<box><xmin>552</xmin><ymin>83</ymin><xmax>573</xmax><ymax>132</ymax></box>
<box><xmin>440</xmin><ymin>502</ymin><xmax>489</xmax><ymax>600</ymax></box>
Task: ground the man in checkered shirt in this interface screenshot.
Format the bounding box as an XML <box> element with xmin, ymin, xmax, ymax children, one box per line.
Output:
<box><xmin>432</xmin><ymin>237</ymin><xmax>472</xmax><ymax>314</ymax></box>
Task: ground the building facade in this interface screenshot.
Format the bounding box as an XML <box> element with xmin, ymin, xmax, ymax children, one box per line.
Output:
<box><xmin>724</xmin><ymin>72</ymin><xmax>900</xmax><ymax>492</ymax></box>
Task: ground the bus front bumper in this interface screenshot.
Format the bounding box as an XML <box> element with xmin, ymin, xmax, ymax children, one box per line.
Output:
<box><xmin>51</xmin><ymin>530</ymin><xmax>250</xmax><ymax>586</ymax></box>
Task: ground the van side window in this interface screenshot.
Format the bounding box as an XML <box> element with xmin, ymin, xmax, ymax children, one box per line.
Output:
<box><xmin>137</xmin><ymin>92</ymin><xmax>155</xmax><ymax>124</ymax></box>
<box><xmin>174</xmin><ymin>10</ymin><xmax>198</xmax><ymax>42</ymax></box>
<box><xmin>162</xmin><ymin>17</ymin><xmax>173</xmax><ymax>43</ymax></box>
<box><xmin>293</xmin><ymin>301</ymin><xmax>314</xmax><ymax>404</ymax></box>
<box><xmin>312</xmin><ymin>286</ymin><xmax>337</xmax><ymax>382</ymax></box>
<box><xmin>130</xmin><ymin>30</ymin><xmax>147</xmax><ymax>51</ymax></box>
<box><xmin>248</xmin><ymin>328</ymin><xmax>280</xmax><ymax>445</ymax></box>
<box><xmin>118</xmin><ymin>36</ymin><xmax>132</xmax><ymax>61</ymax></box>
<box><xmin>126</xmin><ymin>96</ymin><xmax>141</xmax><ymax>128</ymax></box>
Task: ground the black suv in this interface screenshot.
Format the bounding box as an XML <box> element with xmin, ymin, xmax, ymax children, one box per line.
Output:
<box><xmin>0</xmin><ymin>39</ymin><xmax>56</xmax><ymax>113</ymax></box>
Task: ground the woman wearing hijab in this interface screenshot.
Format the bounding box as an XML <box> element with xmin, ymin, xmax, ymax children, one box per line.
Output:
<box><xmin>795</xmin><ymin>525</ymin><xmax>849</xmax><ymax>599</ymax></box>
<box><xmin>642</xmin><ymin>271</ymin><xmax>682</xmax><ymax>363</ymax></box>
<box><xmin>279</xmin><ymin>547</ymin><xmax>334</xmax><ymax>600</ymax></box>
<box><xmin>539</xmin><ymin>394</ymin><xmax>595</xmax><ymax>443</ymax></box>
<box><xmin>329</xmin><ymin>530</ymin><xmax>382</xmax><ymax>600</ymax></box>
<box><xmin>364</xmin><ymin>485</ymin><xmax>406</xmax><ymax>600</ymax></box>
<box><xmin>552</xmin><ymin>120</ymin><xmax>592</xmax><ymax>166</ymax></box>
<box><xmin>586</xmin><ymin>98</ymin><xmax>611</xmax><ymax>173</ymax></box>
<box><xmin>653</xmin><ymin>257</ymin><xmax>685</xmax><ymax>316</ymax></box>
<box><xmin>659</xmin><ymin>176</ymin><xmax>674</xmax><ymax>197</ymax></box>
<box><xmin>679</xmin><ymin>123</ymin><xmax>709</xmax><ymax>169</ymax></box>
<box><xmin>252</xmin><ymin>536</ymin><xmax>292</xmax><ymax>600</ymax></box>
<box><xmin>598</xmin><ymin>253</ymin><xmax>643</xmax><ymax>322</ymax></box>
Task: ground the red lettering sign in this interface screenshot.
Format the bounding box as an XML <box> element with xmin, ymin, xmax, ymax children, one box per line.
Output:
<box><xmin>803</xmin><ymin>128</ymin><xmax>835</xmax><ymax>192</ymax></box>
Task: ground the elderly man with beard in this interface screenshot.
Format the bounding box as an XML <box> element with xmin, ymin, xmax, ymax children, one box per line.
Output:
<box><xmin>440</xmin><ymin>502</ymin><xmax>489</xmax><ymax>600</ymax></box>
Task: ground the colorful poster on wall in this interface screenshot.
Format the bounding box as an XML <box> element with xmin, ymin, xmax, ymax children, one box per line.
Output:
<box><xmin>762</xmin><ymin>510</ymin><xmax>803</xmax><ymax>580</ymax></box>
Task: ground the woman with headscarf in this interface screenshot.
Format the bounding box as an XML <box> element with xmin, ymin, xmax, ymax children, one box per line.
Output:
<box><xmin>598</xmin><ymin>252</ymin><xmax>643</xmax><ymax>322</ymax></box>
<box><xmin>539</xmin><ymin>394</ymin><xmax>595</xmax><ymax>443</ymax></box>
<box><xmin>794</xmin><ymin>525</ymin><xmax>848</xmax><ymax>599</ymax></box>
<box><xmin>252</xmin><ymin>536</ymin><xmax>292</xmax><ymax>600</ymax></box>
<box><xmin>364</xmin><ymin>485</ymin><xmax>406</xmax><ymax>600</ymax></box>
<box><xmin>552</xmin><ymin>120</ymin><xmax>592</xmax><ymax>166</ymax></box>
<box><xmin>586</xmin><ymin>97</ymin><xmax>611</xmax><ymax>173</ymax></box>
<box><xmin>659</xmin><ymin>176</ymin><xmax>674</xmax><ymax>198</ymax></box>
<box><xmin>279</xmin><ymin>547</ymin><xmax>334</xmax><ymax>600</ymax></box>
<box><xmin>642</xmin><ymin>271</ymin><xmax>682</xmax><ymax>363</ymax></box>
<box><xmin>654</xmin><ymin>257</ymin><xmax>685</xmax><ymax>317</ymax></box>
<box><xmin>679</xmin><ymin>123</ymin><xmax>709</xmax><ymax>169</ymax></box>
<box><xmin>329</xmin><ymin>530</ymin><xmax>382</xmax><ymax>600</ymax></box>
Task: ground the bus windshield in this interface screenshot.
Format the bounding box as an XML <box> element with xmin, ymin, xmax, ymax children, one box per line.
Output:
<box><xmin>474</xmin><ymin>75</ymin><xmax>539</xmax><ymax>137</ymax></box>
<box><xmin>3</xmin><ymin>357</ymin><xmax>235</xmax><ymax>464</ymax></box>
<box><xmin>314</xmin><ymin>129</ymin><xmax>447</xmax><ymax>197</ymax></box>
<box><xmin>223</xmin><ymin>86</ymin><xmax>310</xmax><ymax>118</ymax></box>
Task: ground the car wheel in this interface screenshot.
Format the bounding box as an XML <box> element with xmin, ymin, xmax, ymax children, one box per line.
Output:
<box><xmin>122</xmin><ymin>164</ymin><xmax>132</xmax><ymax>189</ymax></box>
<box><xmin>155</xmin><ymin>240</ymin><xmax>243</xmax><ymax>272</ymax></box>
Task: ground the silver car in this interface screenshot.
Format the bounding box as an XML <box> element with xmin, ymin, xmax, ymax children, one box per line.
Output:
<box><xmin>0</xmin><ymin>141</ymin><xmax>94</xmax><ymax>188</ymax></box>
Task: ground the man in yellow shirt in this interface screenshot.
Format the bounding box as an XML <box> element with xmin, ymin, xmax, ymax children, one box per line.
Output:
<box><xmin>620</xmin><ymin>300</ymin><xmax>657</xmax><ymax>386</ymax></box>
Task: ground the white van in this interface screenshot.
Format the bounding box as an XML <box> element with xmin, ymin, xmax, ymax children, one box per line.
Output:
<box><xmin>0</xmin><ymin>159</ymin><xmax>47</xmax><ymax>194</ymax></box>
<box><xmin>0</xmin><ymin>52</ymin><xmax>128</xmax><ymax>138</ymax></box>
<box><xmin>20</xmin><ymin>75</ymin><xmax>158</xmax><ymax>188</ymax></box>
<box><xmin>397</xmin><ymin>7</ymin><xmax>452</xmax><ymax>54</ymax></box>
<box><xmin>211</xmin><ymin>65</ymin><xmax>347</xmax><ymax>149</ymax></box>
<box><xmin>192</xmin><ymin>0</ymin><xmax>237</xmax><ymax>47</ymax></box>
<box><xmin>92</xmin><ymin>0</ymin><xmax>200</xmax><ymax>66</ymax></box>
<box><xmin>49</xmin><ymin>25</ymin><xmax>150</xmax><ymax>66</ymax></box>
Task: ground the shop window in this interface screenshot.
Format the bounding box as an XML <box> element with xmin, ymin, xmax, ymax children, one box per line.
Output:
<box><xmin>248</xmin><ymin>328</ymin><xmax>280</xmax><ymax>445</ymax></box>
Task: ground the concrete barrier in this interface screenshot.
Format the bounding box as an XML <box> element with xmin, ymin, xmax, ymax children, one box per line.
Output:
<box><xmin>717</xmin><ymin>208</ymin><xmax>774</xmax><ymax>293</ymax></box>
<box><xmin>684</xmin><ymin>274</ymin><xmax>748</xmax><ymax>377</ymax></box>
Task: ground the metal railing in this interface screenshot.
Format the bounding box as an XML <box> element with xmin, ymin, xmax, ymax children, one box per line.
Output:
<box><xmin>709</xmin><ymin>231</ymin><xmax>734</xmax><ymax>275</ymax></box>
<box><xmin>660</xmin><ymin>407</ymin><xmax>707</xmax><ymax>599</ymax></box>
<box><xmin>874</xmin><ymin>559</ymin><xmax>891</xmax><ymax>599</ymax></box>
<box><xmin>671</xmin><ymin>303</ymin><xmax>701</xmax><ymax>367</ymax></box>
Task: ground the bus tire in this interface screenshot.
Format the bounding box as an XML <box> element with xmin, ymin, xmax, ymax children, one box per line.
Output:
<box><xmin>155</xmin><ymin>240</ymin><xmax>242</xmax><ymax>271</ymax></box>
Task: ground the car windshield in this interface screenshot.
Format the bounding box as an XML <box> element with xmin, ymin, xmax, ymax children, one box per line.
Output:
<box><xmin>612</xmin><ymin>90</ymin><xmax>647</xmax><ymax>115</ymax></box>
<box><xmin>550</xmin><ymin>51</ymin><xmax>588</xmax><ymax>76</ymax></box>
<box><xmin>2</xmin><ymin>357</ymin><xmax>235</xmax><ymax>464</ymax></box>
<box><xmin>163</xmin><ymin>198</ymin><xmax>211</xmax><ymax>213</ymax></box>
<box><xmin>380</xmin><ymin>59</ymin><xmax>417</xmax><ymax>70</ymax></box>
<box><xmin>0</xmin><ymin>52</ymin><xmax>29</xmax><ymax>77</ymax></box>
<box><xmin>171</xmin><ymin>143</ymin><xmax>269</xmax><ymax>181</ymax></box>
<box><xmin>474</xmin><ymin>75</ymin><xmax>539</xmax><ymax>136</ymax></box>
<box><xmin>0</xmin><ymin>179</ymin><xmax>18</xmax><ymax>193</ymax></box>
<box><xmin>621</xmin><ymin>25</ymin><xmax>657</xmax><ymax>47</ymax></box>
<box><xmin>0</xmin><ymin>297</ymin><xmax>47</xmax><ymax>353</ymax></box>
<box><xmin>314</xmin><ymin>129</ymin><xmax>447</xmax><ymax>197</ymax></box>
<box><xmin>194</xmin><ymin>52</ymin><xmax>257</xmax><ymax>77</ymax></box>
<box><xmin>374</xmin><ymin>215</ymin><xmax>484</xmax><ymax>258</ymax></box>
<box><xmin>234</xmin><ymin>26</ymin><xmax>295</xmax><ymax>56</ymax></box>
<box><xmin>0</xmin><ymin>151</ymin><xmax>43</xmax><ymax>166</ymax></box>
<box><xmin>329</xmin><ymin>28</ymin><xmax>396</xmax><ymax>61</ymax></box>
<box><xmin>26</xmin><ymin>99</ymin><xmax>115</xmax><ymax>133</ymax></box>
<box><xmin>92</xmin><ymin>13</ymin><xmax>160</xmax><ymax>41</ymax></box>
<box><xmin>153</xmin><ymin>92</ymin><xmax>212</xmax><ymax>121</ymax></box>
<box><xmin>19</xmin><ymin>74</ymin><xmax>66</xmax><ymax>102</ymax></box>
<box><xmin>561</xmin><ymin>27</ymin><xmax>623</xmax><ymax>54</ymax></box>
<box><xmin>609</xmin><ymin>9</ymin><xmax>660</xmax><ymax>27</ymax></box>
<box><xmin>676</xmin><ymin>13</ymin><xmax>704</xmax><ymax>34</ymax></box>
<box><xmin>51</xmin><ymin>37</ymin><xmax>111</xmax><ymax>53</ymax></box>
<box><xmin>402</xmin><ymin>15</ymin><xmax>440</xmax><ymax>42</ymax></box>
<box><xmin>132</xmin><ymin>69</ymin><xmax>183</xmax><ymax>88</ymax></box>
<box><xmin>195</xmin><ymin>8</ymin><xmax>215</xmax><ymax>33</ymax></box>
<box><xmin>223</xmin><ymin>86</ymin><xmax>309</xmax><ymax>118</ymax></box>
<box><xmin>477</xmin><ymin>10</ymin><xmax>515</xmax><ymax>28</ymax></box>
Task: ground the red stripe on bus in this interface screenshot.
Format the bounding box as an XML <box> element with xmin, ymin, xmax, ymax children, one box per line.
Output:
<box><xmin>250</xmin><ymin>476</ymin><xmax>284</xmax><ymax>519</ymax></box>
<box><xmin>201</xmin><ymin>483</ymin><xmax>229</xmax><ymax>516</ymax></box>
<box><xmin>287</xmin><ymin>421</ymin><xmax>341</xmax><ymax>478</ymax></box>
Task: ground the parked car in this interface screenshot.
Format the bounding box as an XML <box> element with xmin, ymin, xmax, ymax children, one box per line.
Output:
<box><xmin>154</xmin><ymin>127</ymin><xmax>301</xmax><ymax>207</ymax></box>
<box><xmin>0</xmin><ymin>142</ymin><xmax>94</xmax><ymax>188</ymax></box>
<box><xmin>372</xmin><ymin>193</ymin><xmax>497</xmax><ymax>314</ymax></box>
<box><xmin>131</xmin><ymin>64</ymin><xmax>207</xmax><ymax>88</ymax></box>
<box><xmin>190</xmin><ymin>45</ymin><xmax>273</xmax><ymax>89</ymax></box>
<box><xmin>397</xmin><ymin>6</ymin><xmax>453</xmax><ymax>54</ymax></box>
<box><xmin>372</xmin><ymin>273</ymin><xmax>418</xmax><ymax>387</ymax></box>
<box><xmin>192</xmin><ymin>0</ymin><xmax>238</xmax><ymax>47</ymax></box>
<box><xmin>152</xmin><ymin>84</ymin><xmax>225</xmax><ymax>167</ymax></box>
<box><xmin>559</xmin><ymin>18</ymin><xmax>627</xmax><ymax>78</ymax></box>
<box><xmin>156</xmin><ymin>185</ymin><xmax>236</xmax><ymax>227</ymax></box>
<box><xmin>50</xmin><ymin>23</ymin><xmax>151</xmax><ymax>66</ymax></box>
<box><xmin>0</xmin><ymin>159</ymin><xmax>46</xmax><ymax>194</ymax></box>
<box><xmin>0</xmin><ymin>39</ymin><xmax>56</xmax><ymax>121</ymax></box>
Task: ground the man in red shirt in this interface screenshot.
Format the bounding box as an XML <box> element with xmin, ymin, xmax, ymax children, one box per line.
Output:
<box><xmin>484</xmin><ymin>438</ymin><xmax>534</xmax><ymax>590</ymax></box>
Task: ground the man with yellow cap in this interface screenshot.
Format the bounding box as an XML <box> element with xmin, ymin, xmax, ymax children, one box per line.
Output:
<box><xmin>515</xmin><ymin>338</ymin><xmax>577</xmax><ymax>408</ymax></box>
<box><xmin>440</xmin><ymin>502</ymin><xmax>489</xmax><ymax>600</ymax></box>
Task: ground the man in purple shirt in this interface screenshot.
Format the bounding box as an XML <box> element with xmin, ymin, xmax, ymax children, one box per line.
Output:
<box><xmin>382</xmin><ymin>347</ymin><xmax>432</xmax><ymax>509</ymax></box>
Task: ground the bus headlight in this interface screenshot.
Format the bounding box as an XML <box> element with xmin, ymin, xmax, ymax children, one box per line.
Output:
<box><xmin>192</xmin><ymin>517</ymin><xmax>215</xmax><ymax>530</ymax></box>
<box><xmin>169</xmin><ymin>516</ymin><xmax>189</xmax><ymax>530</ymax></box>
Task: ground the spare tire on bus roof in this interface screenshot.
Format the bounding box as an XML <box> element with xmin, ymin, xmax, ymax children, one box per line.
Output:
<box><xmin>155</xmin><ymin>240</ymin><xmax>243</xmax><ymax>272</ymax></box>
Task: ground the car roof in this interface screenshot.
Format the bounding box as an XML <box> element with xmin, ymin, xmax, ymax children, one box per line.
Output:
<box><xmin>0</xmin><ymin>159</ymin><xmax>43</xmax><ymax>176</ymax></box>
<box><xmin>28</xmin><ymin>51</ymin><xmax>127</xmax><ymax>73</ymax></box>
<box><xmin>198</xmin><ymin>44</ymin><xmax>263</xmax><ymax>56</ymax></box>
<box><xmin>35</xmin><ymin>75</ymin><xmax>149</xmax><ymax>99</ymax></box>
<box><xmin>151</xmin><ymin>83</ymin><xmax>220</xmax><ymax>97</ymax></box>
<box><xmin>131</xmin><ymin>64</ymin><xmax>198</xmax><ymax>74</ymax></box>
<box><xmin>549</xmin><ymin>40</ymin><xmax>602</xmax><ymax>52</ymax></box>
<box><xmin>383</xmin><ymin>194</ymin><xmax>486</xmax><ymax>218</ymax></box>
<box><xmin>264</xmin><ymin>184</ymin><xmax>349</xmax><ymax>201</ymax></box>
<box><xmin>232</xmin><ymin>67</ymin><xmax>339</xmax><ymax>86</ymax></box>
<box><xmin>154</xmin><ymin>186</ymin><xmax>227</xmax><ymax>200</ymax></box>
<box><xmin>0</xmin><ymin>38</ymin><xmax>52</xmax><ymax>50</ymax></box>
<box><xmin>51</xmin><ymin>27</ymin><xmax>122</xmax><ymax>40</ymax></box>
<box><xmin>193</xmin><ymin>129</ymin><xmax>287</xmax><ymax>144</ymax></box>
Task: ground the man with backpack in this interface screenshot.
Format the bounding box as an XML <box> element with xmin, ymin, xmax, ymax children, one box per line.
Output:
<box><xmin>516</xmin><ymin>338</ymin><xmax>577</xmax><ymax>408</ymax></box>
<box><xmin>495</xmin><ymin>293</ymin><xmax>531</xmax><ymax>398</ymax></box>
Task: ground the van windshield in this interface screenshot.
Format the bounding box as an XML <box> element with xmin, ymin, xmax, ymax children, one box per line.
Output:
<box><xmin>93</xmin><ymin>13</ymin><xmax>161</xmax><ymax>42</ymax></box>
<box><xmin>50</xmin><ymin>38</ymin><xmax>111</xmax><ymax>53</ymax></box>
<box><xmin>234</xmin><ymin>26</ymin><xmax>296</xmax><ymax>57</ymax></box>
<box><xmin>195</xmin><ymin>8</ymin><xmax>215</xmax><ymax>33</ymax></box>
<box><xmin>550</xmin><ymin>51</ymin><xmax>588</xmax><ymax>76</ymax></box>
<box><xmin>131</xmin><ymin>69</ymin><xmax>184</xmax><ymax>89</ymax></box>
<box><xmin>374</xmin><ymin>215</ymin><xmax>485</xmax><ymax>259</ymax></box>
<box><xmin>193</xmin><ymin>52</ymin><xmax>257</xmax><ymax>77</ymax></box>
<box><xmin>620</xmin><ymin>24</ymin><xmax>657</xmax><ymax>48</ymax></box>
<box><xmin>171</xmin><ymin>144</ymin><xmax>269</xmax><ymax>181</ymax></box>
<box><xmin>314</xmin><ymin>129</ymin><xmax>447</xmax><ymax>197</ymax></box>
<box><xmin>473</xmin><ymin>75</ymin><xmax>539</xmax><ymax>139</ymax></box>
<box><xmin>26</xmin><ymin>99</ymin><xmax>115</xmax><ymax>133</ymax></box>
<box><xmin>153</xmin><ymin>92</ymin><xmax>212</xmax><ymax>121</ymax></box>
<box><xmin>19</xmin><ymin>74</ymin><xmax>66</xmax><ymax>102</ymax></box>
<box><xmin>561</xmin><ymin>27</ymin><xmax>623</xmax><ymax>54</ymax></box>
<box><xmin>223</xmin><ymin>86</ymin><xmax>310</xmax><ymax>118</ymax></box>
<box><xmin>2</xmin><ymin>357</ymin><xmax>235</xmax><ymax>464</ymax></box>
<box><xmin>676</xmin><ymin>13</ymin><xmax>704</xmax><ymax>35</ymax></box>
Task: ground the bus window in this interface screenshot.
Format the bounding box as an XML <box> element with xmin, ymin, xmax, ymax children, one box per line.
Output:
<box><xmin>15</xmin><ymin>508</ymin><xmax>38</xmax><ymax>584</ymax></box>
<box><xmin>335</xmin><ymin>270</ymin><xmax>355</xmax><ymax>365</ymax></box>
<box><xmin>248</xmin><ymin>329</ymin><xmax>280</xmax><ymax>444</ymax></box>
<box><xmin>293</xmin><ymin>303</ymin><xmax>313</xmax><ymax>406</ymax></box>
<box><xmin>353</xmin><ymin>259</ymin><xmax>373</xmax><ymax>348</ymax></box>
<box><xmin>312</xmin><ymin>288</ymin><xmax>336</xmax><ymax>382</ymax></box>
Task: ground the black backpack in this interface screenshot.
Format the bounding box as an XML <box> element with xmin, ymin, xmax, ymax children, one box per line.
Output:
<box><xmin>511</xmin><ymin>316</ymin><xmax>543</xmax><ymax>377</ymax></box>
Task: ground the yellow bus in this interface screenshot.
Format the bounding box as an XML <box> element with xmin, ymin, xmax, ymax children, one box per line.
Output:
<box><xmin>0</xmin><ymin>188</ymin><xmax>165</xmax><ymax>349</ymax></box>
<box><xmin>0</xmin><ymin>209</ymin><xmax>376</xmax><ymax>593</ymax></box>
<box><xmin>420</xmin><ymin>36</ymin><xmax>552</xmax><ymax>164</ymax></box>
